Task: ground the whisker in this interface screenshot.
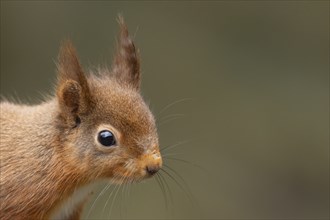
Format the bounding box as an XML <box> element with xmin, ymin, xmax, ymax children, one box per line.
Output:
<box><xmin>155</xmin><ymin>173</ymin><xmax>169</xmax><ymax>210</ymax></box>
<box><xmin>119</xmin><ymin>182</ymin><xmax>125</xmax><ymax>219</ymax></box>
<box><xmin>122</xmin><ymin>182</ymin><xmax>128</xmax><ymax>218</ymax></box>
<box><xmin>158</xmin><ymin>116</ymin><xmax>185</xmax><ymax>127</ymax></box>
<box><xmin>163</xmin><ymin>164</ymin><xmax>189</xmax><ymax>188</ymax></box>
<box><xmin>102</xmin><ymin>184</ymin><xmax>117</xmax><ymax>215</ymax></box>
<box><xmin>124</xmin><ymin>181</ymin><xmax>131</xmax><ymax>214</ymax></box>
<box><xmin>102</xmin><ymin>174</ymin><xmax>123</xmax><ymax>216</ymax></box>
<box><xmin>159</xmin><ymin>113</ymin><xmax>185</xmax><ymax>122</ymax></box>
<box><xmin>158</xmin><ymin>98</ymin><xmax>193</xmax><ymax>116</ymax></box>
<box><xmin>158</xmin><ymin>171</ymin><xmax>173</xmax><ymax>205</ymax></box>
<box><xmin>122</xmin><ymin>170</ymin><xmax>134</xmax><ymax>217</ymax></box>
<box><xmin>158</xmin><ymin>171</ymin><xmax>174</xmax><ymax>216</ymax></box>
<box><xmin>86</xmin><ymin>182</ymin><xmax>111</xmax><ymax>218</ymax></box>
<box><xmin>163</xmin><ymin>157</ymin><xmax>207</xmax><ymax>172</ymax></box>
<box><xmin>127</xmin><ymin>181</ymin><xmax>132</xmax><ymax>198</ymax></box>
<box><xmin>108</xmin><ymin>179</ymin><xmax>123</xmax><ymax>218</ymax></box>
<box><xmin>163</xmin><ymin>164</ymin><xmax>197</xmax><ymax>207</ymax></box>
<box><xmin>160</xmin><ymin>168</ymin><xmax>196</xmax><ymax>207</ymax></box>
<box><xmin>161</xmin><ymin>153</ymin><xmax>185</xmax><ymax>158</ymax></box>
<box><xmin>160</xmin><ymin>140</ymin><xmax>191</xmax><ymax>153</ymax></box>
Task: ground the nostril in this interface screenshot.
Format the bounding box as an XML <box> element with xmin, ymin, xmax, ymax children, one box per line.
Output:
<box><xmin>146</xmin><ymin>165</ymin><xmax>160</xmax><ymax>176</ymax></box>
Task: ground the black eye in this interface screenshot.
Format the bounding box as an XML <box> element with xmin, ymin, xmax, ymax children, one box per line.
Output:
<box><xmin>98</xmin><ymin>130</ymin><xmax>116</xmax><ymax>147</ymax></box>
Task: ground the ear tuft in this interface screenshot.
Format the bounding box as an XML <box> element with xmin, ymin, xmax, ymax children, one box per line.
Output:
<box><xmin>56</xmin><ymin>40</ymin><xmax>92</xmax><ymax>125</ymax></box>
<box><xmin>59</xmin><ymin>80</ymin><xmax>81</xmax><ymax>112</ymax></box>
<box><xmin>111</xmin><ymin>15</ymin><xmax>141</xmax><ymax>90</ymax></box>
<box><xmin>57</xmin><ymin>40</ymin><xmax>87</xmax><ymax>87</ymax></box>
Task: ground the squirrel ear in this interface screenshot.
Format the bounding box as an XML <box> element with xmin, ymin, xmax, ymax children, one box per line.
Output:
<box><xmin>56</xmin><ymin>40</ymin><xmax>92</xmax><ymax>125</ymax></box>
<box><xmin>111</xmin><ymin>15</ymin><xmax>141</xmax><ymax>90</ymax></box>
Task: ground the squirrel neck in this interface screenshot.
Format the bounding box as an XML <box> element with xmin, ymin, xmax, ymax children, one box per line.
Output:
<box><xmin>1</xmin><ymin>99</ymin><xmax>90</xmax><ymax>219</ymax></box>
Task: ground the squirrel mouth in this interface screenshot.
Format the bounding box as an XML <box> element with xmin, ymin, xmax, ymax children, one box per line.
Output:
<box><xmin>110</xmin><ymin>169</ymin><xmax>157</xmax><ymax>184</ymax></box>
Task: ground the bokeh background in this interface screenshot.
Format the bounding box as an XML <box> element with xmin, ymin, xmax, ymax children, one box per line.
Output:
<box><xmin>1</xmin><ymin>1</ymin><xmax>329</xmax><ymax>219</ymax></box>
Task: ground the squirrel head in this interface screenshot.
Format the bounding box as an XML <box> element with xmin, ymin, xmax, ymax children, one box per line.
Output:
<box><xmin>55</xmin><ymin>16</ymin><xmax>161</xmax><ymax>184</ymax></box>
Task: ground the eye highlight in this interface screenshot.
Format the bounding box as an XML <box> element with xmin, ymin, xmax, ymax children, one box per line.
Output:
<box><xmin>98</xmin><ymin>130</ymin><xmax>116</xmax><ymax>147</ymax></box>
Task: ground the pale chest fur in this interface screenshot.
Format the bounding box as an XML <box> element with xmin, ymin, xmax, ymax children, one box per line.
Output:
<box><xmin>50</xmin><ymin>181</ymin><xmax>101</xmax><ymax>220</ymax></box>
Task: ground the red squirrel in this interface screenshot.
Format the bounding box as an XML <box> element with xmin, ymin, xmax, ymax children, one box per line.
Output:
<box><xmin>0</xmin><ymin>16</ymin><xmax>162</xmax><ymax>220</ymax></box>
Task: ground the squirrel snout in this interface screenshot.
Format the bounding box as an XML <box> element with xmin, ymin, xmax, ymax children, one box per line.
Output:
<box><xmin>142</xmin><ymin>151</ymin><xmax>162</xmax><ymax>176</ymax></box>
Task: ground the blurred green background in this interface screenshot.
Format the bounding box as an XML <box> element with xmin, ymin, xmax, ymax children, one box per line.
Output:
<box><xmin>1</xmin><ymin>1</ymin><xmax>329</xmax><ymax>219</ymax></box>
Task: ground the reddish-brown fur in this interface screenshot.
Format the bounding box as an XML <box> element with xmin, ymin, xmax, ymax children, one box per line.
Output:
<box><xmin>0</xmin><ymin>16</ymin><xmax>162</xmax><ymax>220</ymax></box>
